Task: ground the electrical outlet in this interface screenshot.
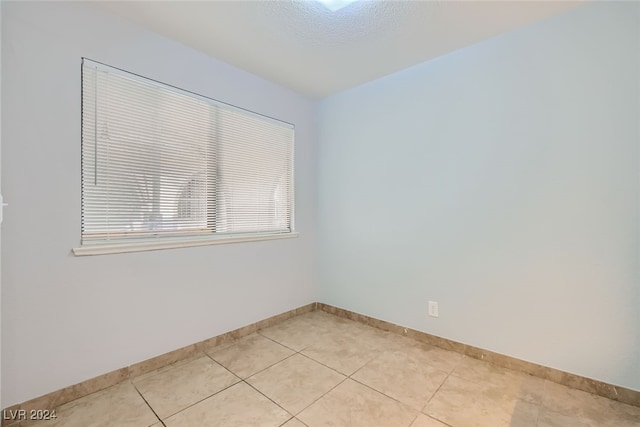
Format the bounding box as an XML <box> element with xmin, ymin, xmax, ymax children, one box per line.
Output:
<box><xmin>428</xmin><ymin>301</ymin><xmax>439</xmax><ymax>318</ymax></box>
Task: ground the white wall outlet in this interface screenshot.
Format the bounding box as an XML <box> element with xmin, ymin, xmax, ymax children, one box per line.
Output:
<box><xmin>428</xmin><ymin>301</ymin><xmax>439</xmax><ymax>318</ymax></box>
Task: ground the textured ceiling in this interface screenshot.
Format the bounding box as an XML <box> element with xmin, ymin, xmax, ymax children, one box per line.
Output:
<box><xmin>87</xmin><ymin>0</ymin><xmax>585</xmax><ymax>99</ymax></box>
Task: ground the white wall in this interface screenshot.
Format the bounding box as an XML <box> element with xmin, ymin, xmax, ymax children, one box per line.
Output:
<box><xmin>1</xmin><ymin>2</ymin><xmax>317</xmax><ymax>406</ymax></box>
<box><xmin>318</xmin><ymin>2</ymin><xmax>640</xmax><ymax>391</ymax></box>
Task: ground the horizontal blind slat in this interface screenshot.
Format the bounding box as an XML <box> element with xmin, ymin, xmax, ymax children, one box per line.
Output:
<box><xmin>81</xmin><ymin>59</ymin><xmax>294</xmax><ymax>245</ymax></box>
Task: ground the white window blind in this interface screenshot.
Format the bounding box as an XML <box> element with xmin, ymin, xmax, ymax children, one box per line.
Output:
<box><xmin>80</xmin><ymin>59</ymin><xmax>294</xmax><ymax>250</ymax></box>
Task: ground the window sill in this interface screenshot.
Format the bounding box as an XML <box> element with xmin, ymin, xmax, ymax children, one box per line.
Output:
<box><xmin>72</xmin><ymin>232</ymin><xmax>300</xmax><ymax>256</ymax></box>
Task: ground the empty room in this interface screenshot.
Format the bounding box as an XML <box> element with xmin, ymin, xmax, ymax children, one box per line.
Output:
<box><xmin>1</xmin><ymin>0</ymin><xmax>639</xmax><ymax>426</ymax></box>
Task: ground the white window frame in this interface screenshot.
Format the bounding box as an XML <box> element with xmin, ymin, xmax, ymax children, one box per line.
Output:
<box><xmin>73</xmin><ymin>59</ymin><xmax>297</xmax><ymax>256</ymax></box>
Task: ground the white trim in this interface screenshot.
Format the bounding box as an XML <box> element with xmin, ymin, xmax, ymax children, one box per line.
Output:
<box><xmin>73</xmin><ymin>232</ymin><xmax>300</xmax><ymax>256</ymax></box>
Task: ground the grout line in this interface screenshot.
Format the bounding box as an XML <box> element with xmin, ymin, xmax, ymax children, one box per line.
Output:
<box><xmin>347</xmin><ymin>352</ymin><xmax>380</xmax><ymax>379</ymax></box>
<box><xmin>132</xmin><ymin>381</ymin><xmax>166</xmax><ymax>427</ymax></box>
<box><xmin>347</xmin><ymin>375</ymin><xmax>417</xmax><ymax>409</ymax></box>
<box><xmin>296</xmin><ymin>345</ymin><xmax>360</xmax><ymax>377</ymax></box>
<box><xmin>407</xmin><ymin>413</ymin><xmax>420</xmax><ymax>427</ymax></box>
<box><xmin>419</xmin><ymin>373</ymin><xmax>454</xmax><ymax>427</ymax></box>
<box><xmin>243</xmin><ymin>352</ymin><xmax>300</xmax><ymax>381</ymax></box>
<box><xmin>160</xmin><ymin>379</ymin><xmax>243</xmax><ymax>422</ymax></box>
<box><xmin>295</xmin><ymin>351</ymin><xmax>348</xmax><ymax>378</ymax></box>
<box><xmin>247</xmin><ymin>343</ymin><xmax>350</xmax><ymax>417</ymax></box>
<box><xmin>243</xmin><ymin>380</ymin><xmax>294</xmax><ymax>417</ymax></box>
<box><xmin>257</xmin><ymin>331</ymin><xmax>309</xmax><ymax>354</ymax></box>
<box><xmin>294</xmin><ymin>376</ymin><xmax>350</xmax><ymax>417</ymax></box>
<box><xmin>427</xmin><ymin>413</ymin><xmax>454</xmax><ymax>427</ymax></box>
<box><xmin>425</xmin><ymin>370</ymin><xmax>452</xmax><ymax>407</ymax></box>
<box><xmin>276</xmin><ymin>417</ymin><xmax>295</xmax><ymax>427</ymax></box>
<box><xmin>408</xmin><ymin>412</ymin><xmax>455</xmax><ymax>427</ymax></box>
<box><xmin>143</xmin><ymin>356</ymin><xmax>243</xmax><ymax>422</ymax></box>
<box><xmin>203</xmin><ymin>352</ymin><xmax>217</xmax><ymax>364</ymax></box>
<box><xmin>419</xmin><ymin>360</ymin><xmax>460</xmax><ymax>425</ymax></box>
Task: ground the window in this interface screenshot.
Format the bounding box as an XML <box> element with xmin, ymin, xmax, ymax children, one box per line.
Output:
<box><xmin>74</xmin><ymin>59</ymin><xmax>296</xmax><ymax>255</ymax></box>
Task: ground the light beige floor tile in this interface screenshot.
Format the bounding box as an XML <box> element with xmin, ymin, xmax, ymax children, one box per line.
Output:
<box><xmin>208</xmin><ymin>333</ymin><xmax>294</xmax><ymax>378</ymax></box>
<box><xmin>424</xmin><ymin>374</ymin><xmax>539</xmax><ymax>427</ymax></box>
<box><xmin>393</xmin><ymin>340</ymin><xmax>463</xmax><ymax>374</ymax></box>
<box><xmin>247</xmin><ymin>353</ymin><xmax>346</xmax><ymax>415</ymax></box>
<box><xmin>352</xmin><ymin>349</ymin><xmax>448</xmax><ymax>411</ymax></box>
<box><xmin>298</xmin><ymin>321</ymin><xmax>389</xmax><ymax>376</ymax></box>
<box><xmin>133</xmin><ymin>355</ymin><xmax>239</xmax><ymax>419</ymax></box>
<box><xmin>540</xmin><ymin>381</ymin><xmax>640</xmax><ymax>427</ymax></box>
<box><xmin>259</xmin><ymin>314</ymin><xmax>333</xmax><ymax>351</ymax></box>
<box><xmin>340</xmin><ymin>323</ymin><xmax>409</xmax><ymax>354</ymax></box>
<box><xmin>301</xmin><ymin>333</ymin><xmax>376</xmax><ymax>376</ymax></box>
<box><xmin>281</xmin><ymin>418</ymin><xmax>309</xmax><ymax>427</ymax></box>
<box><xmin>163</xmin><ymin>382</ymin><xmax>291</xmax><ymax>427</ymax></box>
<box><xmin>303</xmin><ymin>311</ymin><xmax>355</xmax><ymax>329</ymax></box>
<box><xmin>410</xmin><ymin>413</ymin><xmax>449</xmax><ymax>427</ymax></box>
<box><xmin>451</xmin><ymin>356</ymin><xmax>545</xmax><ymax>404</ymax></box>
<box><xmin>536</xmin><ymin>409</ymin><xmax>594</xmax><ymax>427</ymax></box>
<box><xmin>260</xmin><ymin>311</ymin><xmax>396</xmax><ymax>355</ymax></box>
<box><xmin>325</xmin><ymin>316</ymin><xmax>391</xmax><ymax>344</ymax></box>
<box><xmin>262</xmin><ymin>311</ymin><xmax>407</xmax><ymax>356</ymax></box>
<box><xmin>30</xmin><ymin>382</ymin><xmax>158</xmax><ymax>427</ymax></box>
<box><xmin>297</xmin><ymin>378</ymin><xmax>416</xmax><ymax>427</ymax></box>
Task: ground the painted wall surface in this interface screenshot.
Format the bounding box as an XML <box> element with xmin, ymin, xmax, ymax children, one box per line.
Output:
<box><xmin>318</xmin><ymin>2</ymin><xmax>640</xmax><ymax>391</ymax></box>
<box><xmin>1</xmin><ymin>2</ymin><xmax>316</xmax><ymax>406</ymax></box>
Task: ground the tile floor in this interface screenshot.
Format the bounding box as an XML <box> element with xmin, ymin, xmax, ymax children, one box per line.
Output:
<box><xmin>29</xmin><ymin>311</ymin><xmax>640</xmax><ymax>427</ymax></box>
